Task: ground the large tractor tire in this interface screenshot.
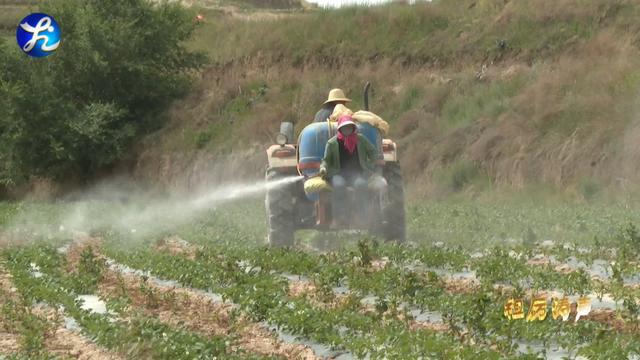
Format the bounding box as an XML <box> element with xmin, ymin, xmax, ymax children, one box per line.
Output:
<box><xmin>382</xmin><ymin>163</ymin><xmax>406</xmax><ymax>243</ymax></box>
<box><xmin>265</xmin><ymin>169</ymin><xmax>295</xmax><ymax>247</ymax></box>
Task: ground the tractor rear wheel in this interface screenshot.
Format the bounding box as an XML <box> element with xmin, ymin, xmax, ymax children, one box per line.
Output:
<box><xmin>382</xmin><ymin>163</ymin><xmax>406</xmax><ymax>243</ymax></box>
<box><xmin>266</xmin><ymin>169</ymin><xmax>295</xmax><ymax>247</ymax></box>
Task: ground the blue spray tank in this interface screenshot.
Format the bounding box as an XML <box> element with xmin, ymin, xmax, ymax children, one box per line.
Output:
<box><xmin>297</xmin><ymin>121</ymin><xmax>383</xmax><ymax>201</ymax></box>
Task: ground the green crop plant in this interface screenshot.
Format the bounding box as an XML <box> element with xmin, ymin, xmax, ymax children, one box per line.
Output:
<box><xmin>1</xmin><ymin>243</ymin><xmax>240</xmax><ymax>359</ymax></box>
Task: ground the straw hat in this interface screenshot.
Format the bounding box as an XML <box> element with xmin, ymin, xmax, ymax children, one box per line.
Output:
<box><xmin>323</xmin><ymin>88</ymin><xmax>351</xmax><ymax>105</ymax></box>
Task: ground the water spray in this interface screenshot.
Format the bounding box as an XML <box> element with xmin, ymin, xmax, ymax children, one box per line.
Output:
<box><xmin>192</xmin><ymin>175</ymin><xmax>303</xmax><ymax>209</ymax></box>
<box><xmin>3</xmin><ymin>175</ymin><xmax>304</xmax><ymax>239</ymax></box>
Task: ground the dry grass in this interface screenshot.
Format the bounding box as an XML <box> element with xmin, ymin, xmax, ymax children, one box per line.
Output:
<box><xmin>109</xmin><ymin>0</ymin><xmax>640</xmax><ymax>197</ymax></box>
<box><xmin>6</xmin><ymin>0</ymin><xmax>638</xmax><ymax>197</ymax></box>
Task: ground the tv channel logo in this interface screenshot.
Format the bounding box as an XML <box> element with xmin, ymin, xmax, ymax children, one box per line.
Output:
<box><xmin>16</xmin><ymin>13</ymin><xmax>61</xmax><ymax>58</ymax></box>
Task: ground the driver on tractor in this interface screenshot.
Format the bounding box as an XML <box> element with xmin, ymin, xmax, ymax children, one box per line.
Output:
<box><xmin>319</xmin><ymin>115</ymin><xmax>386</xmax><ymax>227</ymax></box>
<box><xmin>314</xmin><ymin>88</ymin><xmax>351</xmax><ymax>123</ymax></box>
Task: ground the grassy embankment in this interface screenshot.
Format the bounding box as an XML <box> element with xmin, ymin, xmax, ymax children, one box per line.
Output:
<box><xmin>136</xmin><ymin>0</ymin><xmax>640</xmax><ymax>201</ymax></box>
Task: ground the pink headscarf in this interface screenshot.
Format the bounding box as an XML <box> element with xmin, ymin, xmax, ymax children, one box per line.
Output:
<box><xmin>337</xmin><ymin>115</ymin><xmax>358</xmax><ymax>154</ymax></box>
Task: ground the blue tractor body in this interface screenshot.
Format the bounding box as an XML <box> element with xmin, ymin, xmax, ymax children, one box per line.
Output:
<box><xmin>297</xmin><ymin>123</ymin><xmax>383</xmax><ymax>175</ymax></box>
<box><xmin>297</xmin><ymin>122</ymin><xmax>383</xmax><ymax>201</ymax></box>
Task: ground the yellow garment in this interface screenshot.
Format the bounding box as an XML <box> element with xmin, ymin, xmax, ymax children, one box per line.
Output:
<box><xmin>304</xmin><ymin>176</ymin><xmax>331</xmax><ymax>194</ymax></box>
<box><xmin>352</xmin><ymin>110</ymin><xmax>389</xmax><ymax>135</ymax></box>
<box><xmin>328</xmin><ymin>105</ymin><xmax>390</xmax><ymax>135</ymax></box>
<box><xmin>329</xmin><ymin>104</ymin><xmax>353</xmax><ymax>123</ymax></box>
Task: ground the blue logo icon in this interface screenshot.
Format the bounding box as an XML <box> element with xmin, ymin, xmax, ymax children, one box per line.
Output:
<box><xmin>16</xmin><ymin>13</ymin><xmax>61</xmax><ymax>58</ymax></box>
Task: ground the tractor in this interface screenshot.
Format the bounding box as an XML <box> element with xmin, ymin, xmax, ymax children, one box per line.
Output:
<box><xmin>265</xmin><ymin>84</ymin><xmax>405</xmax><ymax>246</ymax></box>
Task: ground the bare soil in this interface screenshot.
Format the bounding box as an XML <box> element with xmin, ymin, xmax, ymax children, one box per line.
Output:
<box><xmin>153</xmin><ymin>235</ymin><xmax>200</xmax><ymax>260</ymax></box>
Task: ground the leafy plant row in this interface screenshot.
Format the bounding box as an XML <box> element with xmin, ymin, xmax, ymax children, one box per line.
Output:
<box><xmin>141</xmin><ymin>235</ymin><xmax>640</xmax><ymax>359</ymax></box>
<box><xmin>0</xmin><ymin>264</ymin><xmax>60</xmax><ymax>359</ymax></box>
<box><xmin>103</xmin><ymin>242</ymin><xmax>506</xmax><ymax>359</ymax></box>
<box><xmin>1</xmin><ymin>244</ymin><xmax>263</xmax><ymax>360</ymax></box>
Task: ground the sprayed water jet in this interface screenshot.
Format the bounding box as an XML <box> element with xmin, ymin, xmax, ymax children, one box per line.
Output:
<box><xmin>3</xmin><ymin>175</ymin><xmax>304</xmax><ymax>240</ymax></box>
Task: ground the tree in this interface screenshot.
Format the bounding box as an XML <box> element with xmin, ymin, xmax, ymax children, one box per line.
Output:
<box><xmin>0</xmin><ymin>0</ymin><xmax>206</xmax><ymax>186</ymax></box>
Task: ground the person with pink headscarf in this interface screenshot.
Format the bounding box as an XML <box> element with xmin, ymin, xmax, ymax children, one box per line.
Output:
<box><xmin>319</xmin><ymin>115</ymin><xmax>378</xmax><ymax>226</ymax></box>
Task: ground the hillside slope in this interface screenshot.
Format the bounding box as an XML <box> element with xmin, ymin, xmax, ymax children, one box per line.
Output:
<box><xmin>131</xmin><ymin>0</ymin><xmax>640</xmax><ymax>199</ymax></box>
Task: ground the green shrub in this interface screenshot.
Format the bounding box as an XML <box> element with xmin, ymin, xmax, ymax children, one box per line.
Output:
<box><xmin>0</xmin><ymin>0</ymin><xmax>206</xmax><ymax>186</ymax></box>
<box><xmin>619</xmin><ymin>222</ymin><xmax>640</xmax><ymax>249</ymax></box>
<box><xmin>579</xmin><ymin>178</ymin><xmax>600</xmax><ymax>201</ymax></box>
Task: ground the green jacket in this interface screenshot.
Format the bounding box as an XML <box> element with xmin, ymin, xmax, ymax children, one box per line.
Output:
<box><xmin>321</xmin><ymin>133</ymin><xmax>377</xmax><ymax>179</ymax></box>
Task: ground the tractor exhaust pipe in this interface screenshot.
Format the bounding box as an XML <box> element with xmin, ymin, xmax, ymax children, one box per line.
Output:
<box><xmin>363</xmin><ymin>82</ymin><xmax>371</xmax><ymax>111</ymax></box>
<box><xmin>279</xmin><ymin>121</ymin><xmax>294</xmax><ymax>145</ymax></box>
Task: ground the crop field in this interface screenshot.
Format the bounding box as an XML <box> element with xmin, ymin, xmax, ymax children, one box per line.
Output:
<box><xmin>5</xmin><ymin>0</ymin><xmax>640</xmax><ymax>358</ymax></box>
<box><xmin>0</xmin><ymin>199</ymin><xmax>639</xmax><ymax>359</ymax></box>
